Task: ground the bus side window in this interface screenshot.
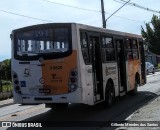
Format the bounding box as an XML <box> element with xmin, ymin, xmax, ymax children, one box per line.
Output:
<box><xmin>101</xmin><ymin>36</ymin><xmax>115</xmax><ymax>62</ymax></box>
<box><xmin>80</xmin><ymin>32</ymin><xmax>90</xmax><ymax>64</ymax></box>
<box><xmin>132</xmin><ymin>40</ymin><xmax>139</xmax><ymax>59</ymax></box>
<box><xmin>125</xmin><ymin>39</ymin><xmax>133</xmax><ymax>60</ymax></box>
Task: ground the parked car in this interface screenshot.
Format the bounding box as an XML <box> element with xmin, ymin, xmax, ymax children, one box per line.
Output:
<box><xmin>145</xmin><ymin>62</ymin><xmax>155</xmax><ymax>75</ymax></box>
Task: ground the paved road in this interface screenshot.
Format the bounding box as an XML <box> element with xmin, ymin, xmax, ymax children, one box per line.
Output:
<box><xmin>1</xmin><ymin>72</ymin><xmax>160</xmax><ymax>130</ymax></box>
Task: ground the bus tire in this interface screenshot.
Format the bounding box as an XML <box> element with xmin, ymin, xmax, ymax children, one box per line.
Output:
<box><xmin>146</xmin><ymin>70</ymin><xmax>149</xmax><ymax>75</ymax></box>
<box><xmin>152</xmin><ymin>68</ymin><xmax>155</xmax><ymax>74</ymax></box>
<box><xmin>130</xmin><ymin>78</ymin><xmax>139</xmax><ymax>95</ymax></box>
<box><xmin>45</xmin><ymin>103</ymin><xmax>68</xmax><ymax>110</ymax></box>
<box><xmin>104</xmin><ymin>81</ymin><xmax>115</xmax><ymax>107</ymax></box>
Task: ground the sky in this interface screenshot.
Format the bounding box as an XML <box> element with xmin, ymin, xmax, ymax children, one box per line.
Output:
<box><xmin>0</xmin><ymin>0</ymin><xmax>160</xmax><ymax>61</ymax></box>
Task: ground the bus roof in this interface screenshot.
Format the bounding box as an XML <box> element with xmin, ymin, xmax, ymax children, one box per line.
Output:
<box><xmin>12</xmin><ymin>22</ymin><xmax>142</xmax><ymax>39</ymax></box>
<box><xmin>75</xmin><ymin>23</ymin><xmax>142</xmax><ymax>39</ymax></box>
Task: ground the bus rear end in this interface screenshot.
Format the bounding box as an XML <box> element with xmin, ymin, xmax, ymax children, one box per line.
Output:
<box><xmin>11</xmin><ymin>23</ymin><xmax>82</xmax><ymax>106</ymax></box>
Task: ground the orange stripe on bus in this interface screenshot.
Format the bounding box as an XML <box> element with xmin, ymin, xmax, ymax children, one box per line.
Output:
<box><xmin>128</xmin><ymin>59</ymin><xmax>140</xmax><ymax>90</ymax></box>
<box><xmin>42</xmin><ymin>51</ymin><xmax>77</xmax><ymax>95</ymax></box>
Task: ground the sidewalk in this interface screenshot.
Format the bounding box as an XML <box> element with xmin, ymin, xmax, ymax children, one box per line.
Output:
<box><xmin>0</xmin><ymin>98</ymin><xmax>14</xmax><ymax>108</ymax></box>
<box><xmin>116</xmin><ymin>96</ymin><xmax>160</xmax><ymax>130</ymax></box>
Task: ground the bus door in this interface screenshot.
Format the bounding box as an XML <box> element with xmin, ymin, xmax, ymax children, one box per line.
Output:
<box><xmin>115</xmin><ymin>39</ymin><xmax>127</xmax><ymax>93</ymax></box>
<box><xmin>139</xmin><ymin>40</ymin><xmax>146</xmax><ymax>84</ymax></box>
<box><xmin>89</xmin><ymin>34</ymin><xmax>103</xmax><ymax>102</ymax></box>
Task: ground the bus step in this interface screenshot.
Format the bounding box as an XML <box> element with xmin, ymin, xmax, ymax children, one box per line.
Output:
<box><xmin>120</xmin><ymin>91</ymin><xmax>126</xmax><ymax>96</ymax></box>
<box><xmin>120</xmin><ymin>86</ymin><xmax>124</xmax><ymax>92</ymax></box>
<box><xmin>94</xmin><ymin>94</ymin><xmax>100</xmax><ymax>101</ymax></box>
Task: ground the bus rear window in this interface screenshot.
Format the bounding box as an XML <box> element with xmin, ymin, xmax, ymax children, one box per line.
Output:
<box><xmin>15</xmin><ymin>27</ymin><xmax>71</xmax><ymax>59</ymax></box>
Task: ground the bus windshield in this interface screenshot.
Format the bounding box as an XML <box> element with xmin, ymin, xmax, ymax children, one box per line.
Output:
<box><xmin>15</xmin><ymin>28</ymin><xmax>70</xmax><ymax>58</ymax></box>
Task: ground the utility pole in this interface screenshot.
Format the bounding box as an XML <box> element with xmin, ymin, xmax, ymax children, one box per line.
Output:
<box><xmin>101</xmin><ymin>0</ymin><xmax>106</xmax><ymax>28</ymax></box>
<box><xmin>101</xmin><ymin>0</ymin><xmax>130</xmax><ymax>28</ymax></box>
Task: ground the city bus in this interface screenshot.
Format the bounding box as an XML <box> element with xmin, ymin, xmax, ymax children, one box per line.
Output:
<box><xmin>11</xmin><ymin>23</ymin><xmax>146</xmax><ymax>108</ymax></box>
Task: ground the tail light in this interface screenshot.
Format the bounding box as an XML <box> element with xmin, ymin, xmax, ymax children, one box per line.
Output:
<box><xmin>12</xmin><ymin>72</ymin><xmax>21</xmax><ymax>94</ymax></box>
<box><xmin>69</xmin><ymin>68</ymin><xmax>78</xmax><ymax>92</ymax></box>
<box><xmin>71</xmin><ymin>71</ymin><xmax>77</xmax><ymax>77</ymax></box>
<box><xmin>70</xmin><ymin>77</ymin><xmax>77</xmax><ymax>83</ymax></box>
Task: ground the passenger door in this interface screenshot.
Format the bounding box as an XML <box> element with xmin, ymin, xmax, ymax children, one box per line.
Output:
<box><xmin>89</xmin><ymin>34</ymin><xmax>104</xmax><ymax>102</ymax></box>
<box><xmin>139</xmin><ymin>41</ymin><xmax>146</xmax><ymax>84</ymax></box>
<box><xmin>115</xmin><ymin>39</ymin><xmax>127</xmax><ymax>92</ymax></box>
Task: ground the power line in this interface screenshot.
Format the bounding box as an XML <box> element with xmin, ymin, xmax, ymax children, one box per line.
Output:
<box><xmin>42</xmin><ymin>0</ymin><xmax>144</xmax><ymax>23</ymax></box>
<box><xmin>0</xmin><ymin>9</ymin><xmax>52</xmax><ymax>22</ymax></box>
<box><xmin>0</xmin><ymin>1</ymin><xmax>144</xmax><ymax>25</ymax></box>
<box><xmin>106</xmin><ymin>0</ymin><xmax>131</xmax><ymax>22</ymax></box>
<box><xmin>113</xmin><ymin>0</ymin><xmax>160</xmax><ymax>14</ymax></box>
<box><xmin>42</xmin><ymin>0</ymin><xmax>101</xmax><ymax>13</ymax></box>
<box><xmin>110</xmin><ymin>14</ymin><xmax>144</xmax><ymax>23</ymax></box>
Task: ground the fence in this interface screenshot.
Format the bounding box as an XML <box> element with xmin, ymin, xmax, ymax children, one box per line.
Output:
<box><xmin>0</xmin><ymin>80</ymin><xmax>13</xmax><ymax>100</ymax></box>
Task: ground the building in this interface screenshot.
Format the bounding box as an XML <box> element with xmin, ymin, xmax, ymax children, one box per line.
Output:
<box><xmin>145</xmin><ymin>51</ymin><xmax>160</xmax><ymax>67</ymax></box>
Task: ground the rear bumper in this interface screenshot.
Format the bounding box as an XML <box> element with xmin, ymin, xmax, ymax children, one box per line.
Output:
<box><xmin>14</xmin><ymin>88</ymin><xmax>83</xmax><ymax>104</ymax></box>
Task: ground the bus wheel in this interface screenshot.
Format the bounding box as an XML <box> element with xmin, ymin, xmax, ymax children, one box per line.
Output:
<box><xmin>105</xmin><ymin>82</ymin><xmax>115</xmax><ymax>107</ymax></box>
<box><xmin>146</xmin><ymin>70</ymin><xmax>149</xmax><ymax>75</ymax></box>
<box><xmin>45</xmin><ymin>103</ymin><xmax>68</xmax><ymax>110</ymax></box>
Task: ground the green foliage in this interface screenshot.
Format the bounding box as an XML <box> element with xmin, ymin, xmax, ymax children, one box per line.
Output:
<box><xmin>158</xmin><ymin>63</ymin><xmax>160</xmax><ymax>69</ymax></box>
<box><xmin>1</xmin><ymin>80</ymin><xmax>12</xmax><ymax>92</ymax></box>
<box><xmin>0</xmin><ymin>59</ymin><xmax>11</xmax><ymax>80</ymax></box>
<box><xmin>141</xmin><ymin>15</ymin><xmax>160</xmax><ymax>55</ymax></box>
<box><xmin>2</xmin><ymin>85</ymin><xmax>13</xmax><ymax>92</ymax></box>
<box><xmin>2</xmin><ymin>80</ymin><xmax>11</xmax><ymax>85</ymax></box>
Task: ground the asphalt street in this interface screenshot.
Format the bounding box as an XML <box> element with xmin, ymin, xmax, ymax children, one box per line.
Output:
<box><xmin>0</xmin><ymin>72</ymin><xmax>160</xmax><ymax>130</ymax></box>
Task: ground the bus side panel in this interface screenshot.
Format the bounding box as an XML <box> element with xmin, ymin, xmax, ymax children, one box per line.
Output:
<box><xmin>12</xmin><ymin>90</ymin><xmax>22</xmax><ymax>103</ymax></box>
<box><xmin>81</xmin><ymin>64</ymin><xmax>94</xmax><ymax>105</ymax></box>
<box><xmin>127</xmin><ymin>59</ymin><xmax>141</xmax><ymax>91</ymax></box>
<box><xmin>76</xmin><ymin>26</ymin><xmax>94</xmax><ymax>105</ymax></box>
<box><xmin>102</xmin><ymin>63</ymin><xmax>119</xmax><ymax>97</ymax></box>
<box><xmin>12</xmin><ymin>63</ymin><xmax>23</xmax><ymax>103</ymax></box>
<box><xmin>11</xmin><ymin>32</ymin><xmax>23</xmax><ymax>103</ymax></box>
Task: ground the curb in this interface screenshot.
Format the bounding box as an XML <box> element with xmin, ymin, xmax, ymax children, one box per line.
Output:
<box><xmin>0</xmin><ymin>99</ymin><xmax>14</xmax><ymax>108</ymax></box>
<box><xmin>0</xmin><ymin>92</ymin><xmax>13</xmax><ymax>100</ymax></box>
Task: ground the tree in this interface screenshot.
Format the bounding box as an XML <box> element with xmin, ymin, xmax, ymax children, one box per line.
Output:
<box><xmin>141</xmin><ymin>15</ymin><xmax>160</xmax><ymax>55</ymax></box>
<box><xmin>1</xmin><ymin>59</ymin><xmax>11</xmax><ymax>81</ymax></box>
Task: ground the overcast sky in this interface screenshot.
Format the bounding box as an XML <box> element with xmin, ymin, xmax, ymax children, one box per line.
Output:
<box><xmin>0</xmin><ymin>0</ymin><xmax>160</xmax><ymax>61</ymax></box>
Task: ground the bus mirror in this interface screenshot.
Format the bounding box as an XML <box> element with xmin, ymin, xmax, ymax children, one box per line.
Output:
<box><xmin>10</xmin><ymin>34</ymin><xmax>13</xmax><ymax>40</ymax></box>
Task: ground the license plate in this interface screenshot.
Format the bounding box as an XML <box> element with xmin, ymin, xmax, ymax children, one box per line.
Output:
<box><xmin>39</xmin><ymin>89</ymin><xmax>51</xmax><ymax>93</ymax></box>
